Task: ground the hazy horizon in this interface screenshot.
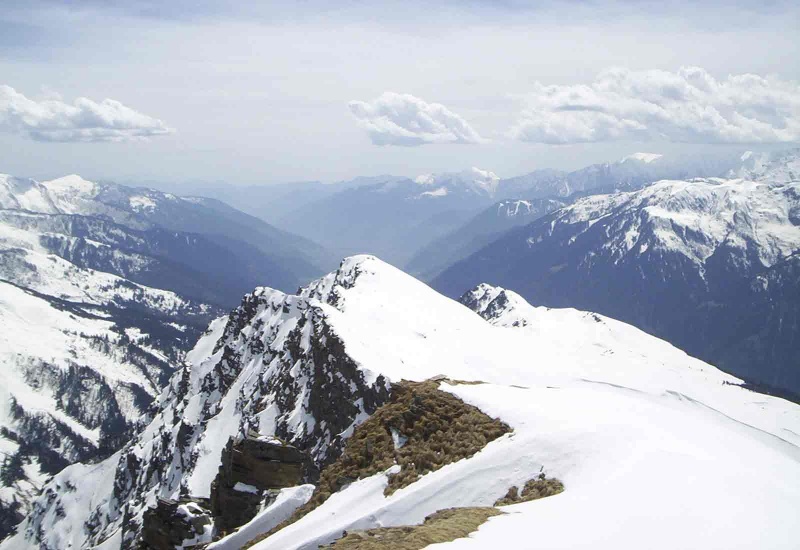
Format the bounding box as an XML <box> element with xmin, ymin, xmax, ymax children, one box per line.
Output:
<box><xmin>2</xmin><ymin>0</ymin><xmax>799</xmax><ymax>185</ymax></box>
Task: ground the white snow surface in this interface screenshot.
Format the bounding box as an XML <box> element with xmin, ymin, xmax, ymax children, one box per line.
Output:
<box><xmin>5</xmin><ymin>255</ymin><xmax>800</xmax><ymax>549</ymax></box>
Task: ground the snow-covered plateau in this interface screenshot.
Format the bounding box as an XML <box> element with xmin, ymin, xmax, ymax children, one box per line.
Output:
<box><xmin>4</xmin><ymin>255</ymin><xmax>798</xmax><ymax>549</ymax></box>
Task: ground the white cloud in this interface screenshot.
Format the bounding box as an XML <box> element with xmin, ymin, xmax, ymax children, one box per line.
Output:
<box><xmin>348</xmin><ymin>92</ymin><xmax>484</xmax><ymax>146</ymax></box>
<box><xmin>511</xmin><ymin>67</ymin><xmax>800</xmax><ymax>144</ymax></box>
<box><xmin>0</xmin><ymin>85</ymin><xmax>173</xmax><ymax>142</ymax></box>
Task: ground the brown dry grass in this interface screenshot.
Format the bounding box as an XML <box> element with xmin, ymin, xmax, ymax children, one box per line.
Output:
<box><xmin>320</xmin><ymin>507</ymin><xmax>502</xmax><ymax>549</ymax></box>
<box><xmin>243</xmin><ymin>380</ymin><xmax>510</xmax><ymax>548</ymax></box>
<box><xmin>493</xmin><ymin>474</ymin><xmax>564</xmax><ymax>506</ymax></box>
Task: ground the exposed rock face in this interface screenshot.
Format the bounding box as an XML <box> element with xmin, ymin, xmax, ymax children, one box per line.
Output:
<box><xmin>140</xmin><ymin>499</ymin><xmax>212</xmax><ymax>550</ymax></box>
<box><xmin>210</xmin><ymin>434</ymin><xmax>305</xmax><ymax>532</ymax></box>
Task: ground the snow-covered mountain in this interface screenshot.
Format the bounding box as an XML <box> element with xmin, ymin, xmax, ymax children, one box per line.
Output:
<box><xmin>270</xmin><ymin>153</ymin><xmax>742</xmax><ymax>274</ymax></box>
<box><xmin>404</xmin><ymin>152</ymin><xmax>745</xmax><ymax>281</ymax></box>
<box><xmin>0</xmin><ymin>179</ymin><xmax>217</xmax><ymax>535</ymax></box>
<box><xmin>434</xmin><ymin>149</ymin><xmax>800</xmax><ymax>395</ymax></box>
<box><xmin>0</xmin><ymin>273</ymin><xmax>208</xmax><ymax>534</ymax></box>
<box><xmin>413</xmin><ymin>167</ymin><xmax>500</xmax><ymax>199</ymax></box>
<box><xmin>495</xmin><ymin>150</ymin><xmax>741</xmax><ymax>201</ymax></box>
<box><xmin>0</xmin><ymin>244</ymin><xmax>217</xmax><ymax>531</ymax></box>
<box><xmin>0</xmin><ymin>171</ymin><xmax>335</xmax><ymax>537</ymax></box>
<box><xmin>0</xmin><ymin>174</ymin><xmax>332</xmax><ymax>293</ymax></box>
<box><xmin>6</xmin><ymin>256</ymin><xmax>799</xmax><ymax>549</ymax></box>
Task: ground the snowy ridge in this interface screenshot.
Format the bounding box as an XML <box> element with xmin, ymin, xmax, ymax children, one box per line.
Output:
<box><xmin>494</xmin><ymin>198</ymin><xmax>562</xmax><ymax>219</ymax></box>
<box><xmin>0</xmin><ymin>246</ymin><xmax>205</xmax><ymax>317</ymax></box>
<box><xmin>620</xmin><ymin>152</ymin><xmax>663</xmax><ymax>164</ymax></box>
<box><xmin>0</xmin><ymin>176</ymin><xmax>59</xmax><ymax>214</ymax></box>
<box><xmin>0</xmin><ymin>171</ymin><xmax>331</xmax><ymax>295</ymax></box>
<box><xmin>496</xmin><ymin>150</ymin><xmax>741</xmax><ymax>201</ymax></box>
<box><xmin>730</xmin><ymin>148</ymin><xmax>800</xmax><ymax>184</ymax></box>
<box><xmin>1</xmin><ymin>173</ymin><xmax>178</xmax><ymax>223</ymax></box>
<box><xmin>541</xmin><ymin>168</ymin><xmax>800</xmax><ymax>268</ymax></box>
<box><xmin>5</xmin><ymin>255</ymin><xmax>800</xmax><ymax>549</ymax></box>
<box><xmin>414</xmin><ymin>167</ymin><xmax>500</xmax><ymax>198</ymax></box>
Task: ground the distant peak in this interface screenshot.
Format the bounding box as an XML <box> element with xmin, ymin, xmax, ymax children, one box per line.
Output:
<box><xmin>42</xmin><ymin>174</ymin><xmax>97</xmax><ymax>195</ymax></box>
<box><xmin>468</xmin><ymin>166</ymin><xmax>499</xmax><ymax>180</ymax></box>
<box><xmin>414</xmin><ymin>173</ymin><xmax>436</xmax><ymax>185</ymax></box>
<box><xmin>413</xmin><ymin>167</ymin><xmax>499</xmax><ymax>196</ymax></box>
<box><xmin>621</xmin><ymin>152</ymin><xmax>663</xmax><ymax>164</ymax></box>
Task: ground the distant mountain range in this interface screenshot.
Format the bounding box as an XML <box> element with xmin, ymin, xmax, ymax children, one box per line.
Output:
<box><xmin>433</xmin><ymin>150</ymin><xmax>800</xmax><ymax>395</ymax></box>
<box><xmin>140</xmin><ymin>152</ymin><xmax>747</xmax><ymax>278</ymax></box>
<box><xmin>406</xmin><ymin>198</ymin><xmax>566</xmax><ymax>280</ymax></box>
<box><xmin>0</xmin><ymin>174</ymin><xmax>333</xmax><ymax>296</ymax></box>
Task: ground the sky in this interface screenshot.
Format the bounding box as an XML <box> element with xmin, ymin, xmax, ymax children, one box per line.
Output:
<box><xmin>1</xmin><ymin>0</ymin><xmax>799</xmax><ymax>185</ymax></box>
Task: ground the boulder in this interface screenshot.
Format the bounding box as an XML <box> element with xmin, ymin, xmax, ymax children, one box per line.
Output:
<box><xmin>140</xmin><ymin>498</ymin><xmax>213</xmax><ymax>549</ymax></box>
<box><xmin>210</xmin><ymin>432</ymin><xmax>306</xmax><ymax>533</ymax></box>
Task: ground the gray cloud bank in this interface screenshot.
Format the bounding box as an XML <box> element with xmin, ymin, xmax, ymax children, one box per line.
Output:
<box><xmin>0</xmin><ymin>85</ymin><xmax>173</xmax><ymax>142</ymax></box>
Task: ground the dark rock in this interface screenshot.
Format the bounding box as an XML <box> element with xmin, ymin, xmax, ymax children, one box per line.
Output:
<box><xmin>210</xmin><ymin>433</ymin><xmax>306</xmax><ymax>533</ymax></box>
<box><xmin>140</xmin><ymin>498</ymin><xmax>212</xmax><ymax>549</ymax></box>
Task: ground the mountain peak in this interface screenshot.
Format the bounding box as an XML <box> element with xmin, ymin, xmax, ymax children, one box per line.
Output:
<box><xmin>620</xmin><ymin>152</ymin><xmax>663</xmax><ymax>164</ymax></box>
<box><xmin>413</xmin><ymin>167</ymin><xmax>499</xmax><ymax>197</ymax></box>
<box><xmin>41</xmin><ymin>173</ymin><xmax>97</xmax><ymax>195</ymax></box>
<box><xmin>731</xmin><ymin>148</ymin><xmax>800</xmax><ymax>183</ymax></box>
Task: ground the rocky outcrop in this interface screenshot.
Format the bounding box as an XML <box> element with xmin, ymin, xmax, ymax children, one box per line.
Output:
<box><xmin>210</xmin><ymin>433</ymin><xmax>306</xmax><ymax>533</ymax></box>
<box><xmin>140</xmin><ymin>499</ymin><xmax>212</xmax><ymax>550</ymax></box>
<box><xmin>8</xmin><ymin>259</ymin><xmax>393</xmax><ymax>550</ymax></box>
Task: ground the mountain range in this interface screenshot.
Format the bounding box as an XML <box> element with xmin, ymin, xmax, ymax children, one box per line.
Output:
<box><xmin>1</xmin><ymin>149</ymin><xmax>799</xmax><ymax>548</ymax></box>
<box><xmin>145</xmin><ymin>152</ymin><xmax>742</xmax><ymax>274</ymax></box>
<box><xmin>5</xmin><ymin>255</ymin><xmax>798</xmax><ymax>549</ymax></box>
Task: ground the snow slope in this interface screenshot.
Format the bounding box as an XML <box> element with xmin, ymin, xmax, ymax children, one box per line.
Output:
<box><xmin>0</xmin><ymin>277</ymin><xmax>190</xmax><ymax>531</ymax></box>
<box><xmin>5</xmin><ymin>255</ymin><xmax>799</xmax><ymax>549</ymax></box>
